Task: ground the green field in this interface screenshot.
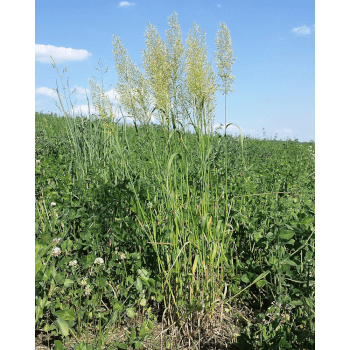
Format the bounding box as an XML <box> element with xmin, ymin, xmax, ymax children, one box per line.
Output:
<box><xmin>35</xmin><ymin>14</ymin><xmax>315</xmax><ymax>350</ymax></box>
<box><xmin>35</xmin><ymin>111</ymin><xmax>315</xmax><ymax>350</ymax></box>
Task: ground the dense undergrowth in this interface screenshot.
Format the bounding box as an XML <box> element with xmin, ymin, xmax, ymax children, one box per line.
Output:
<box><xmin>35</xmin><ymin>111</ymin><xmax>315</xmax><ymax>350</ymax></box>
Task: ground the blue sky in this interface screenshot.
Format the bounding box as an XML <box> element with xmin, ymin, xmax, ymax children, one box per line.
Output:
<box><xmin>35</xmin><ymin>0</ymin><xmax>315</xmax><ymax>141</ymax></box>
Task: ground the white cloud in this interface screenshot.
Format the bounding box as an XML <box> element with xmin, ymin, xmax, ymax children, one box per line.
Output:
<box><xmin>291</xmin><ymin>25</ymin><xmax>311</xmax><ymax>35</ymax></box>
<box><xmin>35</xmin><ymin>87</ymin><xmax>58</xmax><ymax>98</ymax></box>
<box><xmin>118</xmin><ymin>1</ymin><xmax>135</xmax><ymax>7</ymax></box>
<box><xmin>35</xmin><ymin>44</ymin><xmax>92</xmax><ymax>64</ymax></box>
<box><xmin>217</xmin><ymin>4</ymin><xmax>221</xmax><ymax>8</ymax></box>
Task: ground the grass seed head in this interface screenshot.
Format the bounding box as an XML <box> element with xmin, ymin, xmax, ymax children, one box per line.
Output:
<box><xmin>214</xmin><ymin>22</ymin><xmax>235</xmax><ymax>95</ymax></box>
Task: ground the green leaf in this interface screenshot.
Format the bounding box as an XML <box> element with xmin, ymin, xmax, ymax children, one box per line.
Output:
<box><xmin>284</xmin><ymin>259</ymin><xmax>297</xmax><ymax>267</ymax></box>
<box><xmin>54</xmin><ymin>316</ymin><xmax>70</xmax><ymax>337</ymax></box>
<box><xmin>279</xmin><ymin>230</ymin><xmax>295</xmax><ymax>240</ymax></box>
<box><xmin>279</xmin><ymin>336</ymin><xmax>292</xmax><ymax>348</ymax></box>
<box><xmin>297</xmin><ymin>330</ymin><xmax>310</xmax><ymax>343</ymax></box>
<box><xmin>140</xmin><ymin>322</ymin><xmax>146</xmax><ymax>337</ymax></box>
<box><xmin>266</xmin><ymin>232</ymin><xmax>274</xmax><ymax>240</ymax></box>
<box><xmin>113</xmin><ymin>301</ymin><xmax>122</xmax><ymax>311</ymax></box>
<box><xmin>126</xmin><ymin>275</ymin><xmax>134</xmax><ymax>285</ymax></box>
<box><xmin>134</xmin><ymin>341</ymin><xmax>142</xmax><ymax>349</ymax></box>
<box><xmin>54</xmin><ymin>340</ymin><xmax>64</xmax><ymax>350</ymax></box>
<box><xmin>35</xmin><ymin>260</ymin><xmax>42</xmax><ymax>276</ymax></box>
<box><xmin>269</xmin><ymin>256</ymin><xmax>279</xmax><ymax>265</ymax></box>
<box><xmin>305</xmin><ymin>297</ymin><xmax>314</xmax><ymax>308</ymax></box>
<box><xmin>97</xmin><ymin>276</ymin><xmax>106</xmax><ymax>288</ymax></box>
<box><xmin>241</xmin><ymin>274</ymin><xmax>250</xmax><ymax>283</ymax></box>
<box><xmin>55</xmin><ymin>309</ymin><xmax>76</xmax><ymax>322</ymax></box>
<box><xmin>137</xmin><ymin>268</ymin><xmax>149</xmax><ymax>281</ymax></box>
<box><xmin>147</xmin><ymin>319</ymin><xmax>153</xmax><ymax>330</ymax></box>
<box><xmin>129</xmin><ymin>325</ymin><xmax>136</xmax><ymax>341</ymax></box>
<box><xmin>253</xmin><ymin>231</ymin><xmax>263</xmax><ymax>242</ymax></box>
<box><xmin>54</xmin><ymin>273</ymin><xmax>65</xmax><ymax>286</ymax></box>
<box><xmin>256</xmin><ymin>279</ymin><xmax>267</xmax><ymax>289</ymax></box>
<box><xmin>290</xmin><ymin>300</ymin><xmax>303</xmax><ymax>307</ymax></box>
<box><xmin>64</xmin><ymin>279</ymin><xmax>74</xmax><ymax>288</ymax></box>
<box><xmin>301</xmin><ymin>216</ymin><xmax>314</xmax><ymax>226</ymax></box>
<box><xmin>136</xmin><ymin>277</ymin><xmax>143</xmax><ymax>292</ymax></box>
<box><xmin>147</xmin><ymin>278</ymin><xmax>155</xmax><ymax>287</ymax></box>
<box><xmin>126</xmin><ymin>308</ymin><xmax>136</xmax><ymax>318</ymax></box>
<box><xmin>35</xmin><ymin>242</ymin><xmax>42</xmax><ymax>259</ymax></box>
<box><xmin>116</xmin><ymin>343</ymin><xmax>128</xmax><ymax>349</ymax></box>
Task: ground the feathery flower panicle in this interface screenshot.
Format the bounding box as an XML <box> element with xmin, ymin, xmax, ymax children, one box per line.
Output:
<box><xmin>52</xmin><ymin>247</ymin><xmax>61</xmax><ymax>257</ymax></box>
<box><xmin>142</xmin><ymin>23</ymin><xmax>176</xmax><ymax>129</ymax></box>
<box><xmin>185</xmin><ymin>22</ymin><xmax>217</xmax><ymax>132</ymax></box>
<box><xmin>214</xmin><ymin>22</ymin><xmax>235</xmax><ymax>136</ymax></box>
<box><xmin>165</xmin><ymin>12</ymin><xmax>186</xmax><ymax>126</ymax></box>
<box><xmin>89</xmin><ymin>74</ymin><xmax>115</xmax><ymax>120</ymax></box>
<box><xmin>214</xmin><ymin>22</ymin><xmax>236</xmax><ymax>95</ymax></box>
<box><xmin>112</xmin><ymin>35</ymin><xmax>153</xmax><ymax>125</ymax></box>
<box><xmin>94</xmin><ymin>257</ymin><xmax>104</xmax><ymax>265</ymax></box>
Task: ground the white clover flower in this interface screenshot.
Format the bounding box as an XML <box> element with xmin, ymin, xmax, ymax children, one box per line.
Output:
<box><xmin>52</xmin><ymin>247</ymin><xmax>61</xmax><ymax>257</ymax></box>
<box><xmin>140</xmin><ymin>298</ymin><xmax>147</xmax><ymax>307</ymax></box>
<box><xmin>69</xmin><ymin>260</ymin><xmax>78</xmax><ymax>267</ymax></box>
<box><xmin>85</xmin><ymin>285</ymin><xmax>92</xmax><ymax>295</ymax></box>
<box><xmin>51</xmin><ymin>202</ymin><xmax>56</xmax><ymax>207</ymax></box>
<box><xmin>81</xmin><ymin>277</ymin><xmax>87</xmax><ymax>286</ymax></box>
<box><xmin>36</xmin><ymin>159</ymin><xmax>40</xmax><ymax>164</ymax></box>
<box><xmin>52</xmin><ymin>238</ymin><xmax>61</xmax><ymax>245</ymax></box>
<box><xmin>119</xmin><ymin>252</ymin><xmax>126</xmax><ymax>260</ymax></box>
<box><xmin>147</xmin><ymin>202</ymin><xmax>153</xmax><ymax>209</ymax></box>
<box><xmin>94</xmin><ymin>257</ymin><xmax>104</xmax><ymax>265</ymax></box>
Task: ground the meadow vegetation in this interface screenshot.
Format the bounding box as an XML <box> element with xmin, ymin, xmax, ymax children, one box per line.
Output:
<box><xmin>35</xmin><ymin>13</ymin><xmax>315</xmax><ymax>350</ymax></box>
